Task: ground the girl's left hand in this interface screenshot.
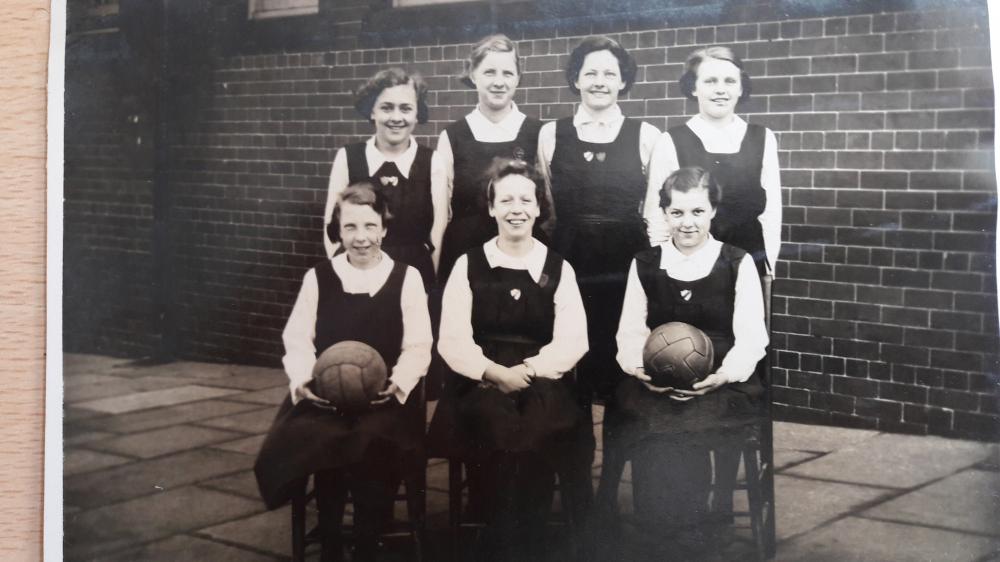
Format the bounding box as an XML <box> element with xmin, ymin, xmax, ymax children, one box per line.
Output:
<box><xmin>370</xmin><ymin>382</ymin><xmax>401</xmax><ymax>406</ymax></box>
<box><xmin>672</xmin><ymin>373</ymin><xmax>728</xmax><ymax>397</ymax></box>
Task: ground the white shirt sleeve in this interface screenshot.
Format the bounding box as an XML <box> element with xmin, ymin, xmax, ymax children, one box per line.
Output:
<box><xmin>615</xmin><ymin>259</ymin><xmax>650</xmax><ymax>377</ymax></box>
<box><xmin>759</xmin><ymin>128</ymin><xmax>783</xmax><ymax>273</ymax></box>
<box><xmin>643</xmin><ymin>132</ymin><xmax>679</xmax><ymax>246</ymax></box>
<box><xmin>638</xmin><ymin>121</ymin><xmax>662</xmax><ymax>177</ymax></box>
<box><xmin>282</xmin><ymin>269</ymin><xmax>319</xmax><ymax>402</ymax></box>
<box><xmin>429</xmin><ymin>147</ymin><xmax>450</xmax><ymax>272</ymax></box>
<box><xmin>715</xmin><ymin>254</ymin><xmax>769</xmax><ymax>383</ymax></box>
<box><xmin>390</xmin><ymin>267</ymin><xmax>433</xmax><ymax>403</ymax></box>
<box><xmin>323</xmin><ymin>148</ymin><xmax>350</xmax><ymax>258</ymax></box>
<box><xmin>523</xmin><ymin>260</ymin><xmax>588</xmax><ymax>378</ymax></box>
<box><xmin>535</xmin><ymin>121</ymin><xmax>558</xmax><ymax>236</ymax></box>
<box><xmin>437</xmin><ymin>255</ymin><xmax>491</xmax><ymax>380</ymax></box>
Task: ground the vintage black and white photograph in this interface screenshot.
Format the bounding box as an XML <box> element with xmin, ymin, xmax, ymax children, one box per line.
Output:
<box><xmin>62</xmin><ymin>0</ymin><xmax>999</xmax><ymax>560</ymax></box>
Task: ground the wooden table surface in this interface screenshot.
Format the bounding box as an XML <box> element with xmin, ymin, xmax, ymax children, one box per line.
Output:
<box><xmin>0</xmin><ymin>1</ymin><xmax>52</xmax><ymax>559</ymax></box>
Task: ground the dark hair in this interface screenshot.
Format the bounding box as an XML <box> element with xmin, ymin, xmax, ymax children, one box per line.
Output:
<box><xmin>460</xmin><ymin>34</ymin><xmax>522</xmax><ymax>89</ymax></box>
<box><xmin>678</xmin><ymin>46</ymin><xmax>752</xmax><ymax>103</ymax></box>
<box><xmin>484</xmin><ymin>158</ymin><xmax>551</xmax><ymax>224</ymax></box>
<box><xmin>659</xmin><ymin>167</ymin><xmax>721</xmax><ymax>210</ymax></box>
<box><xmin>565</xmin><ymin>35</ymin><xmax>638</xmax><ymax>95</ymax></box>
<box><xmin>326</xmin><ymin>181</ymin><xmax>394</xmax><ymax>244</ymax></box>
<box><xmin>354</xmin><ymin>67</ymin><xmax>430</xmax><ymax>124</ymax></box>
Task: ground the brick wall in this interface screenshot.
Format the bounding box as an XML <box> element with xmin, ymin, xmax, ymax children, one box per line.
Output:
<box><xmin>65</xmin><ymin>1</ymin><xmax>998</xmax><ymax>439</ymax></box>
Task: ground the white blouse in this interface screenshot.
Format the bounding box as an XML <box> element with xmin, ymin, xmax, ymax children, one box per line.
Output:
<box><xmin>282</xmin><ymin>252</ymin><xmax>432</xmax><ymax>404</ymax></box>
<box><xmin>438</xmin><ymin>238</ymin><xmax>588</xmax><ymax>381</ymax></box>
<box><xmin>643</xmin><ymin>114</ymin><xmax>782</xmax><ymax>271</ymax></box>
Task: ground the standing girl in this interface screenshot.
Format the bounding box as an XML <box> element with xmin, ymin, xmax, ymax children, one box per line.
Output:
<box><xmin>323</xmin><ymin>67</ymin><xmax>445</xmax><ymax>289</ymax></box>
<box><xmin>428</xmin><ymin>159</ymin><xmax>591</xmax><ymax>561</ymax></box>
<box><xmin>435</xmin><ymin>34</ymin><xmax>547</xmax><ymax>281</ymax></box>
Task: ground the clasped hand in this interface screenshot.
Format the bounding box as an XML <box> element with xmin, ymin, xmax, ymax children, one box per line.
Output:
<box><xmin>483</xmin><ymin>363</ymin><xmax>534</xmax><ymax>394</ymax></box>
<box><xmin>294</xmin><ymin>380</ymin><xmax>401</xmax><ymax>411</ymax></box>
<box><xmin>635</xmin><ymin>369</ymin><xmax>728</xmax><ymax>399</ymax></box>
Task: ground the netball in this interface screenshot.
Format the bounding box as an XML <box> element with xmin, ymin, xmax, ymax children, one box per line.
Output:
<box><xmin>642</xmin><ymin>322</ymin><xmax>714</xmax><ymax>390</ymax></box>
<box><xmin>311</xmin><ymin>341</ymin><xmax>388</xmax><ymax>411</ymax></box>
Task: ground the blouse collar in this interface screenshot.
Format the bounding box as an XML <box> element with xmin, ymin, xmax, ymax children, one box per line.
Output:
<box><xmin>482</xmin><ymin>236</ymin><xmax>548</xmax><ymax>283</ymax></box>
<box><xmin>365</xmin><ymin>136</ymin><xmax>417</xmax><ymax>179</ymax></box>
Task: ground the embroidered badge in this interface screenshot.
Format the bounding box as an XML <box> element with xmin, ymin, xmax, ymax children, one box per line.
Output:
<box><xmin>538</xmin><ymin>273</ymin><xmax>550</xmax><ymax>288</ymax></box>
<box><xmin>513</xmin><ymin>147</ymin><xmax>525</xmax><ymax>160</ymax></box>
<box><xmin>380</xmin><ymin>176</ymin><xmax>399</xmax><ymax>187</ymax></box>
<box><xmin>680</xmin><ymin>289</ymin><xmax>692</xmax><ymax>301</ymax></box>
<box><xmin>510</xmin><ymin>288</ymin><xmax>522</xmax><ymax>300</ymax></box>
<box><xmin>583</xmin><ymin>151</ymin><xmax>594</xmax><ymax>162</ymax></box>
<box><xmin>595</xmin><ymin>151</ymin><xmax>607</xmax><ymax>162</ymax></box>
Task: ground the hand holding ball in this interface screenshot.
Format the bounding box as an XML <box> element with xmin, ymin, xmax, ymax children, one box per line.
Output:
<box><xmin>642</xmin><ymin>322</ymin><xmax>714</xmax><ymax>390</ymax></box>
<box><xmin>311</xmin><ymin>341</ymin><xmax>388</xmax><ymax>412</ymax></box>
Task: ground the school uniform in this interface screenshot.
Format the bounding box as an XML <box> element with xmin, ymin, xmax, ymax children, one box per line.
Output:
<box><xmin>434</xmin><ymin>105</ymin><xmax>544</xmax><ymax>281</ymax></box>
<box><xmin>537</xmin><ymin>104</ymin><xmax>659</xmax><ymax>398</ymax></box>
<box><xmin>644</xmin><ymin>114</ymin><xmax>782</xmax><ymax>275</ymax></box>
<box><xmin>427</xmin><ymin>238</ymin><xmax>591</xmax><ymax>559</ymax></box>
<box><xmin>254</xmin><ymin>252</ymin><xmax>431</xmax><ymax>560</ymax></box>
<box><xmin>323</xmin><ymin>138</ymin><xmax>440</xmax><ymax>289</ymax></box>
<box><xmin>613</xmin><ymin>237</ymin><xmax>767</xmax><ymax>556</ymax></box>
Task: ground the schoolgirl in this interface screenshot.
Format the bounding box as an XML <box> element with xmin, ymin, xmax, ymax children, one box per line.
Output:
<box><xmin>428</xmin><ymin>159</ymin><xmax>591</xmax><ymax>561</ymax></box>
<box><xmin>323</xmin><ymin>67</ymin><xmax>445</xmax><ymax>289</ymax></box>
<box><xmin>435</xmin><ymin>34</ymin><xmax>548</xmax><ymax>281</ymax></box>
<box><xmin>256</xmin><ymin>184</ymin><xmax>432</xmax><ymax>562</ymax></box>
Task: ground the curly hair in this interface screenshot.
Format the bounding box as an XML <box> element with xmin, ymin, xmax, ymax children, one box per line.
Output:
<box><xmin>353</xmin><ymin>67</ymin><xmax>430</xmax><ymax>124</ymax></box>
<box><xmin>326</xmin><ymin>181</ymin><xmax>394</xmax><ymax>244</ymax></box>
<box><xmin>459</xmin><ymin>34</ymin><xmax>522</xmax><ymax>89</ymax></box>
<box><xmin>659</xmin><ymin>167</ymin><xmax>721</xmax><ymax>210</ymax></box>
<box><xmin>678</xmin><ymin>46</ymin><xmax>752</xmax><ymax>103</ymax></box>
<box><xmin>565</xmin><ymin>35</ymin><xmax>638</xmax><ymax>95</ymax></box>
<box><xmin>484</xmin><ymin>158</ymin><xmax>551</xmax><ymax>225</ymax></box>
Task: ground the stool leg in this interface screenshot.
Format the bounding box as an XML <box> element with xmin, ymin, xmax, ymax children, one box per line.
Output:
<box><xmin>761</xmin><ymin>420</ymin><xmax>777</xmax><ymax>559</ymax></box>
<box><xmin>404</xmin><ymin>457</ymin><xmax>427</xmax><ymax>562</ymax></box>
<box><xmin>448</xmin><ymin>459</ymin><xmax>463</xmax><ymax>562</ymax></box>
<box><xmin>292</xmin><ymin>486</ymin><xmax>307</xmax><ymax>562</ymax></box>
<box><xmin>743</xmin><ymin>443</ymin><xmax>765</xmax><ymax>561</ymax></box>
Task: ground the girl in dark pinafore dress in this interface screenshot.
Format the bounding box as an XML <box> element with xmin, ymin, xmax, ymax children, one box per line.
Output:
<box><xmin>435</xmin><ymin>34</ymin><xmax>548</xmax><ymax>283</ymax></box>
<box><xmin>615</xmin><ymin>168</ymin><xmax>768</xmax><ymax>559</ymax></box>
<box><xmin>323</xmin><ymin>68</ymin><xmax>445</xmax><ymax>290</ymax></box>
<box><xmin>427</xmin><ymin>160</ymin><xmax>591</xmax><ymax>561</ymax></box>
<box><xmin>256</xmin><ymin>184</ymin><xmax>432</xmax><ymax>562</ymax></box>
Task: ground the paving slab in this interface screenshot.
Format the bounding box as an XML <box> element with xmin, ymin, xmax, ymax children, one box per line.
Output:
<box><xmin>774</xmin><ymin>449</ymin><xmax>821</xmax><ymax>472</ymax></box>
<box><xmin>862</xmin><ymin>468</ymin><xmax>1000</xmax><ymax>536</ymax></box>
<box><xmin>65</xmin><ymin>448</ymin><xmax>255</xmax><ymax>509</ymax></box>
<box><xmin>73</xmin><ymin>385</ymin><xmax>244</xmax><ymax>414</ymax></box>
<box><xmin>776</xmin><ymin>515</ymin><xmax>1000</xmax><ymax>562</ymax></box>
<box><xmin>195</xmin><ymin>407</ymin><xmax>277</xmax><ymax>435</ymax></box>
<box><xmin>198</xmin><ymin>505</ymin><xmax>294</xmax><ymax>558</ymax></box>
<box><xmin>64</xmin><ymin>486</ymin><xmax>264</xmax><ymax>561</ymax></box>
<box><xmin>782</xmin><ymin>433</ymin><xmax>992</xmax><ymax>489</ymax></box>
<box><xmin>77</xmin><ymin>399</ymin><xmax>263</xmax><ymax>434</ymax></box>
<box><xmin>129</xmin><ymin>361</ymin><xmax>237</xmax><ymax>379</ymax></box>
<box><xmin>213</xmin><ymin>434</ymin><xmax>267</xmax><ymax>455</ymax></box>
<box><xmin>63</xmin><ymin>353</ymin><xmax>129</xmax><ymax>375</ymax></box>
<box><xmin>225</xmin><ymin>386</ymin><xmax>288</xmax><ymax>405</ymax></box>
<box><xmin>86</xmin><ymin>425</ymin><xmax>245</xmax><ymax>459</ymax></box>
<box><xmin>99</xmin><ymin>534</ymin><xmax>280</xmax><ymax>562</ymax></box>
<box><xmin>773</xmin><ymin>473</ymin><xmax>893</xmax><ymax>541</ymax></box>
<box><xmin>200</xmin><ymin>471</ymin><xmax>264</xmax><ymax>501</ymax></box>
<box><xmin>64</xmin><ymin>429</ymin><xmax>117</xmax><ymax>447</ymax></box>
<box><xmin>772</xmin><ymin>421</ymin><xmax>880</xmax><ymax>453</ymax></box>
<box><xmin>65</xmin><ymin>374</ymin><xmax>202</xmax><ymax>404</ymax></box>
<box><xmin>64</xmin><ymin>406</ymin><xmax>104</xmax><ymax>423</ymax></box>
<box><xmin>64</xmin><ymin>448</ymin><xmax>134</xmax><ymax>476</ymax></box>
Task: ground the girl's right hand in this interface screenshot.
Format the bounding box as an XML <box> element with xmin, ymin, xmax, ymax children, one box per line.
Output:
<box><xmin>484</xmin><ymin>364</ymin><xmax>532</xmax><ymax>394</ymax></box>
<box><xmin>635</xmin><ymin>368</ymin><xmax>675</xmax><ymax>395</ymax></box>
<box><xmin>294</xmin><ymin>381</ymin><xmax>336</xmax><ymax>410</ymax></box>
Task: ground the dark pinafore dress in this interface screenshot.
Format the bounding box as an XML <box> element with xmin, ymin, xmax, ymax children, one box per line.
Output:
<box><xmin>614</xmin><ymin>244</ymin><xmax>764</xmax><ymax>448</ymax></box>
<box><xmin>669</xmin><ymin>123</ymin><xmax>769</xmax><ymax>275</ymax></box>
<box><xmin>345</xmin><ymin>142</ymin><xmax>436</xmax><ymax>289</ymax></box>
<box><xmin>437</xmin><ymin>117</ymin><xmax>544</xmax><ymax>282</ymax></box>
<box><xmin>426</xmin><ymin>246</ymin><xmax>587</xmax><ymax>460</ymax></box>
<box><xmin>254</xmin><ymin>260</ymin><xmax>423</xmax><ymax>510</ymax></box>
<box><xmin>549</xmin><ymin>116</ymin><xmax>649</xmax><ymax>397</ymax></box>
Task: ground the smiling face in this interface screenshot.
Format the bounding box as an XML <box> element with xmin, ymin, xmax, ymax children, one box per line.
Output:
<box><xmin>371</xmin><ymin>83</ymin><xmax>417</xmax><ymax>151</ymax></box>
<box><xmin>489</xmin><ymin>174</ymin><xmax>540</xmax><ymax>242</ymax></box>
<box><xmin>338</xmin><ymin>202</ymin><xmax>387</xmax><ymax>269</ymax></box>
<box><xmin>665</xmin><ymin>187</ymin><xmax>716</xmax><ymax>255</ymax></box>
<box><xmin>470</xmin><ymin>50</ymin><xmax>520</xmax><ymax>113</ymax></box>
<box><xmin>574</xmin><ymin>49</ymin><xmax>626</xmax><ymax>112</ymax></box>
<box><xmin>692</xmin><ymin>57</ymin><xmax>743</xmax><ymax>122</ymax></box>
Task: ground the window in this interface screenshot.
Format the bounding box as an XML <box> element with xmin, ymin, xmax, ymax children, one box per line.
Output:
<box><xmin>248</xmin><ymin>0</ymin><xmax>319</xmax><ymax>20</ymax></box>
